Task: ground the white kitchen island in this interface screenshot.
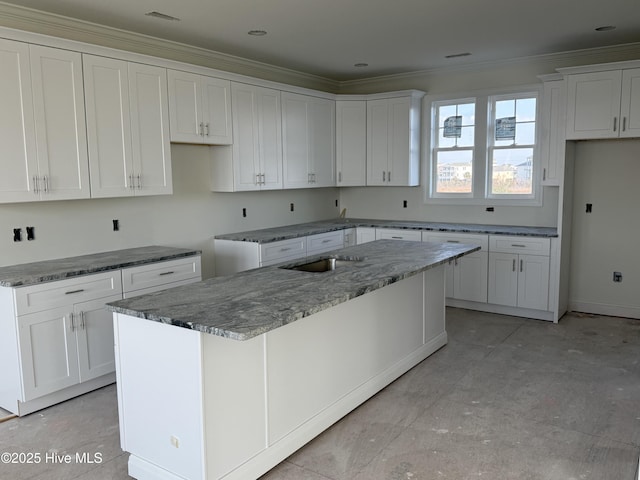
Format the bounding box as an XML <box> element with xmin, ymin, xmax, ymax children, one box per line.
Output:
<box><xmin>108</xmin><ymin>240</ymin><xmax>478</xmax><ymax>480</ymax></box>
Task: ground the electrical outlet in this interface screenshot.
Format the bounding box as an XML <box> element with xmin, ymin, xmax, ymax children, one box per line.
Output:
<box><xmin>13</xmin><ymin>228</ymin><xmax>22</xmax><ymax>242</ymax></box>
<box><xmin>586</xmin><ymin>203</ymin><xmax>592</xmax><ymax>213</ymax></box>
<box><xmin>113</xmin><ymin>219</ymin><xmax>120</xmax><ymax>231</ymax></box>
<box><xmin>613</xmin><ymin>271</ymin><xmax>623</xmax><ymax>283</ymax></box>
<box><xmin>486</xmin><ymin>207</ymin><xmax>495</xmax><ymax>212</ymax></box>
<box><xmin>290</xmin><ymin>203</ymin><xmax>295</xmax><ymax>212</ymax></box>
<box><xmin>403</xmin><ymin>200</ymin><xmax>407</xmax><ymax>208</ymax></box>
<box><xmin>242</xmin><ymin>207</ymin><xmax>247</xmax><ymax>218</ymax></box>
<box><xmin>26</xmin><ymin>226</ymin><xmax>35</xmax><ymax>241</ymax></box>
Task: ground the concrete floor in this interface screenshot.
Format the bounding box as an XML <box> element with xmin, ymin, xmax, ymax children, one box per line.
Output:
<box><xmin>1</xmin><ymin>308</ymin><xmax>639</xmax><ymax>480</ymax></box>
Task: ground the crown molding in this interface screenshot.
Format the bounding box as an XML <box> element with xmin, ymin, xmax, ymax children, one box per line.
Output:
<box><xmin>337</xmin><ymin>43</ymin><xmax>640</xmax><ymax>91</ymax></box>
<box><xmin>0</xmin><ymin>1</ymin><xmax>340</xmax><ymax>92</ymax></box>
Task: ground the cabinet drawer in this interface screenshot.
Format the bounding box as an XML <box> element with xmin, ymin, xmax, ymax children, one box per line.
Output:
<box><xmin>122</xmin><ymin>256</ymin><xmax>201</xmax><ymax>294</ymax></box>
<box><xmin>260</xmin><ymin>238</ymin><xmax>306</xmax><ymax>265</ymax></box>
<box><xmin>306</xmin><ymin>231</ymin><xmax>344</xmax><ymax>256</ymax></box>
<box><xmin>423</xmin><ymin>232</ymin><xmax>489</xmax><ymax>252</ymax></box>
<box><xmin>14</xmin><ymin>271</ymin><xmax>122</xmax><ymax>316</ymax></box>
<box><xmin>489</xmin><ymin>235</ymin><xmax>550</xmax><ymax>255</ymax></box>
<box><xmin>375</xmin><ymin>228</ymin><xmax>422</xmax><ymax>242</ymax></box>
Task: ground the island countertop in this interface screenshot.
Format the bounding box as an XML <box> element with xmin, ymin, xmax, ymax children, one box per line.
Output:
<box><xmin>214</xmin><ymin>218</ymin><xmax>558</xmax><ymax>243</ymax></box>
<box><xmin>106</xmin><ymin>239</ymin><xmax>479</xmax><ymax>341</ymax></box>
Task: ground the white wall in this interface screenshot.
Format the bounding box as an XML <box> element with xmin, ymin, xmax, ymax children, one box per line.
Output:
<box><xmin>0</xmin><ymin>145</ymin><xmax>339</xmax><ymax>278</ymax></box>
<box><xmin>568</xmin><ymin>139</ymin><xmax>640</xmax><ymax>318</ymax></box>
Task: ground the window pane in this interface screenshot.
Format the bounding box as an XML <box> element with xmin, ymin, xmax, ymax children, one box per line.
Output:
<box><xmin>458</xmin><ymin>126</ymin><xmax>474</xmax><ymax>147</ymax></box>
<box><xmin>458</xmin><ymin>103</ymin><xmax>475</xmax><ymax>125</ymax></box>
<box><xmin>435</xmin><ymin>150</ymin><xmax>473</xmax><ymax>193</ymax></box>
<box><xmin>516</xmin><ymin>98</ymin><xmax>536</xmax><ymax>122</ymax></box>
<box><xmin>491</xmin><ymin>148</ymin><xmax>533</xmax><ymax>195</ymax></box>
<box><xmin>438</xmin><ymin>105</ymin><xmax>457</xmax><ymax>128</ymax></box>
<box><xmin>495</xmin><ymin>99</ymin><xmax>514</xmax><ymax>119</ymax></box>
<box><xmin>515</xmin><ymin>122</ymin><xmax>536</xmax><ymax>145</ymax></box>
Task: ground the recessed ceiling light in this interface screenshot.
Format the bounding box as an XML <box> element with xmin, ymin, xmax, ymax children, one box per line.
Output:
<box><xmin>248</xmin><ymin>30</ymin><xmax>267</xmax><ymax>36</ymax></box>
<box><xmin>354</xmin><ymin>63</ymin><xmax>369</xmax><ymax>68</ymax></box>
<box><xmin>145</xmin><ymin>11</ymin><xmax>180</xmax><ymax>21</ymax></box>
<box><xmin>445</xmin><ymin>52</ymin><xmax>472</xmax><ymax>59</ymax></box>
<box><xmin>595</xmin><ymin>25</ymin><xmax>616</xmax><ymax>32</ymax></box>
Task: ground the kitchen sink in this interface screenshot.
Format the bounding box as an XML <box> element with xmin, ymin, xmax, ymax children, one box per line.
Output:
<box><xmin>280</xmin><ymin>257</ymin><xmax>362</xmax><ymax>272</ymax></box>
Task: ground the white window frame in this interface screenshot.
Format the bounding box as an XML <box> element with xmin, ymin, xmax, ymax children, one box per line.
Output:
<box><xmin>423</xmin><ymin>85</ymin><xmax>542</xmax><ymax>207</ymax></box>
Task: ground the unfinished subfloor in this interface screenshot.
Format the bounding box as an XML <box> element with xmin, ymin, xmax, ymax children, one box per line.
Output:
<box><xmin>1</xmin><ymin>308</ymin><xmax>639</xmax><ymax>480</ymax></box>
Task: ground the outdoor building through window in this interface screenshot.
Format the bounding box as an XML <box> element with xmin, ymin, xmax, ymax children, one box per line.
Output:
<box><xmin>427</xmin><ymin>89</ymin><xmax>539</xmax><ymax>205</ymax></box>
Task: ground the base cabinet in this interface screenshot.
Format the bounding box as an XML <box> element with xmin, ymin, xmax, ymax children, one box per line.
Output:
<box><xmin>488</xmin><ymin>253</ymin><xmax>550</xmax><ymax>310</ymax></box>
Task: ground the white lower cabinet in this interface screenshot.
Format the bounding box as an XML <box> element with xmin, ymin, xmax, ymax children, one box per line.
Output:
<box><xmin>0</xmin><ymin>255</ymin><xmax>201</xmax><ymax>415</ymax></box>
<box><xmin>355</xmin><ymin>227</ymin><xmax>377</xmax><ymax>244</ymax></box>
<box><xmin>306</xmin><ymin>231</ymin><xmax>344</xmax><ymax>257</ymax></box>
<box><xmin>488</xmin><ymin>236</ymin><xmax>551</xmax><ymax>311</ymax></box>
<box><xmin>376</xmin><ymin>228</ymin><xmax>422</xmax><ymax>242</ymax></box>
<box><xmin>423</xmin><ymin>232</ymin><xmax>488</xmax><ymax>303</ymax></box>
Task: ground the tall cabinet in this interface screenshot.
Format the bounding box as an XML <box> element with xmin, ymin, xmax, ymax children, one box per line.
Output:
<box><xmin>83</xmin><ymin>55</ymin><xmax>172</xmax><ymax>198</ymax></box>
<box><xmin>336</xmin><ymin>100</ymin><xmax>367</xmax><ymax>186</ymax></box>
<box><xmin>0</xmin><ymin>40</ymin><xmax>89</xmax><ymax>203</ymax></box>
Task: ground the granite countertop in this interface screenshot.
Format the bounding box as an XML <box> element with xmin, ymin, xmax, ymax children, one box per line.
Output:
<box><xmin>214</xmin><ymin>218</ymin><xmax>558</xmax><ymax>243</ymax></box>
<box><xmin>0</xmin><ymin>246</ymin><xmax>201</xmax><ymax>287</ymax></box>
<box><xmin>107</xmin><ymin>240</ymin><xmax>479</xmax><ymax>341</ymax></box>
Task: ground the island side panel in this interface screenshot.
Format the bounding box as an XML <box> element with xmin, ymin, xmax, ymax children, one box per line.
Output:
<box><xmin>424</xmin><ymin>265</ymin><xmax>446</xmax><ymax>344</ymax></box>
<box><xmin>202</xmin><ymin>333</ymin><xmax>267</xmax><ymax>480</ymax></box>
<box><xmin>113</xmin><ymin>314</ymin><xmax>206</xmax><ymax>480</ymax></box>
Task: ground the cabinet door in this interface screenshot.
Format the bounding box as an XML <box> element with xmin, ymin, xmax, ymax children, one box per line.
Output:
<box><xmin>539</xmin><ymin>79</ymin><xmax>566</xmax><ymax>186</ymax></box>
<box><xmin>308</xmin><ymin>96</ymin><xmax>335</xmax><ymax>187</ymax></box>
<box><xmin>0</xmin><ymin>39</ymin><xmax>39</xmax><ymax>203</ymax></box>
<box><xmin>167</xmin><ymin>70</ymin><xmax>203</xmax><ymax>144</ymax></box>
<box><xmin>256</xmin><ymin>87</ymin><xmax>283</xmax><ymax>190</ymax></box>
<box><xmin>29</xmin><ymin>45</ymin><xmax>90</xmax><ymax>201</ymax></box>
<box><xmin>366</xmin><ymin>99</ymin><xmax>389</xmax><ymax>185</ymax></box>
<box><xmin>18</xmin><ymin>307</ymin><xmax>80</xmax><ymax>401</ymax></box>
<box><xmin>282</xmin><ymin>92</ymin><xmax>311</xmax><ymax>188</ymax></box>
<box><xmin>356</xmin><ymin>227</ymin><xmax>377</xmax><ymax>244</ymax></box>
<box><xmin>231</xmin><ymin>83</ymin><xmax>262</xmax><ymax>191</ymax></box>
<box><xmin>488</xmin><ymin>252</ymin><xmax>518</xmax><ymax>307</ymax></box>
<box><xmin>454</xmin><ymin>251</ymin><xmax>488</xmax><ymax>303</ymax></box>
<box><xmin>202</xmin><ymin>76</ymin><xmax>233</xmax><ymax>145</ymax></box>
<box><xmin>336</xmin><ymin>101</ymin><xmax>366</xmax><ymax>186</ymax></box>
<box><xmin>75</xmin><ymin>295</ymin><xmax>121</xmax><ymax>382</ymax></box>
<box><xmin>620</xmin><ymin>68</ymin><xmax>640</xmax><ymax>138</ymax></box>
<box><xmin>516</xmin><ymin>254</ymin><xmax>549</xmax><ymax>310</ymax></box>
<box><xmin>83</xmin><ymin>55</ymin><xmax>133</xmax><ymax>197</ymax></box>
<box><xmin>387</xmin><ymin>96</ymin><xmax>412</xmax><ymax>186</ymax></box>
<box><xmin>566</xmin><ymin>71</ymin><xmax>622</xmax><ymax>139</ymax></box>
<box><xmin>128</xmin><ymin>62</ymin><xmax>172</xmax><ymax>196</ymax></box>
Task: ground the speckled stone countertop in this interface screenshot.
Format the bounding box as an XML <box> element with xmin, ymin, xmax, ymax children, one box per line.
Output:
<box><xmin>0</xmin><ymin>246</ymin><xmax>201</xmax><ymax>287</ymax></box>
<box><xmin>214</xmin><ymin>218</ymin><xmax>557</xmax><ymax>243</ymax></box>
<box><xmin>107</xmin><ymin>240</ymin><xmax>479</xmax><ymax>341</ymax></box>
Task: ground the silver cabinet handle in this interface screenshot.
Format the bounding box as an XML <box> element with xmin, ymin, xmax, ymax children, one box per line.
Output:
<box><xmin>280</xmin><ymin>247</ymin><xmax>292</xmax><ymax>252</ymax></box>
<box><xmin>321</xmin><ymin>239</ymin><xmax>332</xmax><ymax>244</ymax></box>
<box><xmin>32</xmin><ymin>176</ymin><xmax>39</xmax><ymax>194</ymax></box>
<box><xmin>70</xmin><ymin>312</ymin><xmax>76</xmax><ymax>332</ymax></box>
<box><xmin>128</xmin><ymin>174</ymin><xmax>135</xmax><ymax>190</ymax></box>
<box><xmin>137</xmin><ymin>174</ymin><xmax>142</xmax><ymax>189</ymax></box>
<box><xmin>543</xmin><ymin>168</ymin><xmax>546</xmax><ymax>181</ymax></box>
<box><xmin>613</xmin><ymin>117</ymin><xmax>618</xmax><ymax>132</ymax></box>
<box><xmin>338</xmin><ymin>172</ymin><xmax>342</xmax><ymax>183</ymax></box>
<box><xmin>199</xmin><ymin>122</ymin><xmax>204</xmax><ymax>136</ymax></box>
<box><xmin>42</xmin><ymin>175</ymin><xmax>49</xmax><ymax>193</ymax></box>
<box><xmin>512</xmin><ymin>259</ymin><xmax>516</xmax><ymax>271</ymax></box>
<box><xmin>391</xmin><ymin>236</ymin><xmax>403</xmax><ymax>239</ymax></box>
<box><xmin>159</xmin><ymin>271</ymin><xmax>175</xmax><ymax>276</ymax></box>
<box><xmin>623</xmin><ymin>117</ymin><xmax>627</xmax><ymax>132</ymax></box>
<box><xmin>80</xmin><ymin>311</ymin><xmax>86</xmax><ymax>330</ymax></box>
<box><xmin>65</xmin><ymin>289</ymin><xmax>85</xmax><ymax>295</ymax></box>
<box><xmin>255</xmin><ymin>174</ymin><xmax>260</xmax><ymax>185</ymax></box>
<box><xmin>388</xmin><ymin>171</ymin><xmax>391</xmax><ymax>182</ymax></box>
<box><xmin>446</xmin><ymin>240</ymin><xmax>460</xmax><ymax>243</ymax></box>
<box><xmin>520</xmin><ymin>259</ymin><xmax>523</xmax><ymax>272</ymax></box>
<box><xmin>511</xmin><ymin>244</ymin><xmax>526</xmax><ymax>248</ymax></box>
<box><xmin>382</xmin><ymin>171</ymin><xmax>386</xmax><ymax>182</ymax></box>
<box><xmin>205</xmin><ymin>123</ymin><xmax>210</xmax><ymax>136</ymax></box>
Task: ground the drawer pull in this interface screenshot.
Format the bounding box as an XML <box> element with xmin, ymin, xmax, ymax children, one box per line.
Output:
<box><xmin>159</xmin><ymin>271</ymin><xmax>175</xmax><ymax>276</ymax></box>
<box><xmin>321</xmin><ymin>239</ymin><xmax>333</xmax><ymax>244</ymax></box>
<box><xmin>446</xmin><ymin>240</ymin><xmax>460</xmax><ymax>243</ymax></box>
<box><xmin>511</xmin><ymin>244</ymin><xmax>526</xmax><ymax>248</ymax></box>
<box><xmin>65</xmin><ymin>289</ymin><xmax>85</xmax><ymax>295</ymax></box>
<box><xmin>391</xmin><ymin>236</ymin><xmax>403</xmax><ymax>239</ymax></box>
<box><xmin>280</xmin><ymin>247</ymin><xmax>292</xmax><ymax>252</ymax></box>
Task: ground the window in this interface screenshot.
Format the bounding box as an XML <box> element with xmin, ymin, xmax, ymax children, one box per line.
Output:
<box><xmin>427</xmin><ymin>88</ymin><xmax>540</xmax><ymax>205</ymax></box>
<box><xmin>432</xmin><ymin>99</ymin><xmax>475</xmax><ymax>196</ymax></box>
<box><xmin>488</xmin><ymin>94</ymin><xmax>537</xmax><ymax>198</ymax></box>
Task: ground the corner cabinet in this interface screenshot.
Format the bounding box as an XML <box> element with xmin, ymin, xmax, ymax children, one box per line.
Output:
<box><xmin>565</xmin><ymin>68</ymin><xmax>640</xmax><ymax>139</ymax></box>
<box><xmin>366</xmin><ymin>92</ymin><xmax>423</xmax><ymax>186</ymax></box>
<box><xmin>282</xmin><ymin>92</ymin><xmax>336</xmax><ymax>188</ymax></box>
<box><xmin>336</xmin><ymin>100</ymin><xmax>367</xmax><ymax>186</ymax></box>
<box><xmin>83</xmin><ymin>55</ymin><xmax>172</xmax><ymax>198</ymax></box>
<box><xmin>0</xmin><ymin>40</ymin><xmax>89</xmax><ymax>203</ymax></box>
<box><xmin>211</xmin><ymin>83</ymin><xmax>283</xmax><ymax>192</ymax></box>
<box><xmin>167</xmin><ymin>70</ymin><xmax>232</xmax><ymax>145</ymax></box>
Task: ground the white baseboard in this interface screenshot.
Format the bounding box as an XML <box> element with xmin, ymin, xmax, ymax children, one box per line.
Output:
<box><xmin>569</xmin><ymin>301</ymin><xmax>640</xmax><ymax>320</ymax></box>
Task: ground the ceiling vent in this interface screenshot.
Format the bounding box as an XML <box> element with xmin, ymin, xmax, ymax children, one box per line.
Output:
<box><xmin>145</xmin><ymin>11</ymin><xmax>181</xmax><ymax>21</ymax></box>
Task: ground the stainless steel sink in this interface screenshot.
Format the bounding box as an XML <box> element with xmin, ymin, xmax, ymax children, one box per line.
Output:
<box><xmin>280</xmin><ymin>257</ymin><xmax>361</xmax><ymax>272</ymax></box>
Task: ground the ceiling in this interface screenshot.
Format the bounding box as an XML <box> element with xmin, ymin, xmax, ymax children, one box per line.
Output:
<box><xmin>3</xmin><ymin>0</ymin><xmax>640</xmax><ymax>81</ymax></box>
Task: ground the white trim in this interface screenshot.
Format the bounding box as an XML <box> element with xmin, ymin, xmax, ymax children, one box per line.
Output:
<box><xmin>569</xmin><ymin>301</ymin><xmax>640</xmax><ymax>320</ymax></box>
<box><xmin>446</xmin><ymin>298</ymin><xmax>556</xmax><ymax>322</ymax></box>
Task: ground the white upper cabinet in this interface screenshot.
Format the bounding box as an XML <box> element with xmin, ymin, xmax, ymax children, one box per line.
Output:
<box><xmin>0</xmin><ymin>40</ymin><xmax>89</xmax><ymax>203</ymax></box>
<box><xmin>538</xmin><ymin>76</ymin><xmax>566</xmax><ymax>186</ymax></box>
<box><xmin>167</xmin><ymin>70</ymin><xmax>232</xmax><ymax>145</ymax></box>
<box><xmin>84</xmin><ymin>55</ymin><xmax>172</xmax><ymax>197</ymax></box>
<box><xmin>366</xmin><ymin>93</ymin><xmax>422</xmax><ymax>186</ymax></box>
<box><xmin>336</xmin><ymin>100</ymin><xmax>366</xmax><ymax>186</ymax></box>
<box><xmin>565</xmin><ymin>68</ymin><xmax>640</xmax><ymax>139</ymax></box>
<box><xmin>282</xmin><ymin>92</ymin><xmax>336</xmax><ymax>189</ymax></box>
<box><xmin>211</xmin><ymin>83</ymin><xmax>282</xmax><ymax>191</ymax></box>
